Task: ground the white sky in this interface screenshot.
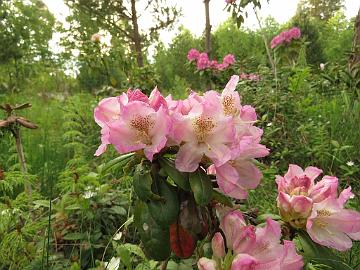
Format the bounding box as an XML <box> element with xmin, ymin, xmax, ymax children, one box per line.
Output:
<box><xmin>43</xmin><ymin>0</ymin><xmax>360</xmax><ymax>52</ymax></box>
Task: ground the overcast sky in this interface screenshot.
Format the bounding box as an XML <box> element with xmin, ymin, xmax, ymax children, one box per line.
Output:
<box><xmin>43</xmin><ymin>0</ymin><xmax>360</xmax><ymax>51</ymax></box>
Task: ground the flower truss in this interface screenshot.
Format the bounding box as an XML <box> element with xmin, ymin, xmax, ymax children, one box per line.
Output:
<box><xmin>270</xmin><ymin>27</ymin><xmax>301</xmax><ymax>49</ymax></box>
<box><xmin>276</xmin><ymin>164</ymin><xmax>360</xmax><ymax>251</ymax></box>
<box><xmin>187</xmin><ymin>49</ymin><xmax>236</xmax><ymax>71</ymax></box>
<box><xmin>95</xmin><ymin>75</ymin><xmax>268</xmax><ymax>200</ymax></box>
<box><xmin>198</xmin><ymin>209</ymin><xmax>303</xmax><ymax>270</ymax></box>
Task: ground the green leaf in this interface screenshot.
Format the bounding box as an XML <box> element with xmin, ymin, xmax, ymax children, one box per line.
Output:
<box><xmin>297</xmin><ymin>231</ymin><xmax>352</xmax><ymax>270</ymax></box>
<box><xmin>121</xmin><ymin>243</ymin><xmax>146</xmax><ymax>260</ymax></box>
<box><xmin>134</xmin><ymin>201</ymin><xmax>171</xmax><ymax>261</ymax></box>
<box><xmin>133</xmin><ymin>163</ymin><xmax>162</xmax><ymax>201</ymax></box>
<box><xmin>65</xmin><ymin>204</ymin><xmax>81</xmax><ymax>210</ymax></box>
<box><xmin>108</xmin><ymin>205</ymin><xmax>127</xmax><ymax>216</ymax></box>
<box><xmin>159</xmin><ymin>157</ymin><xmax>190</xmax><ymax>191</ymax></box>
<box><xmin>33</xmin><ymin>200</ymin><xmax>50</xmax><ymax>208</ymax></box>
<box><xmin>189</xmin><ymin>168</ymin><xmax>213</xmax><ymax>206</ymax></box>
<box><xmin>330</xmin><ymin>140</ymin><xmax>340</xmax><ymax>148</ymax></box>
<box><xmin>148</xmin><ymin>178</ymin><xmax>179</xmax><ymax>228</ymax></box>
<box><xmin>98</xmin><ymin>152</ymin><xmax>134</xmax><ymax>174</ymax></box>
<box><xmin>257</xmin><ymin>213</ymin><xmax>281</xmax><ymax>223</ymax></box>
<box><xmin>63</xmin><ymin>232</ymin><xmax>85</xmax><ymax>241</ymax></box>
<box><xmin>212</xmin><ymin>189</ymin><xmax>233</xmax><ymax>207</ymax></box>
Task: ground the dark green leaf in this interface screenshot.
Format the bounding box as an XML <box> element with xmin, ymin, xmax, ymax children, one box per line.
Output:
<box><xmin>134</xmin><ymin>201</ymin><xmax>171</xmax><ymax>261</ymax></box>
<box><xmin>212</xmin><ymin>189</ymin><xmax>233</xmax><ymax>207</ymax></box>
<box><xmin>297</xmin><ymin>231</ymin><xmax>353</xmax><ymax>269</ymax></box>
<box><xmin>189</xmin><ymin>168</ymin><xmax>213</xmax><ymax>206</ymax></box>
<box><xmin>148</xmin><ymin>178</ymin><xmax>179</xmax><ymax>228</ymax></box>
<box><xmin>159</xmin><ymin>157</ymin><xmax>190</xmax><ymax>190</ymax></box>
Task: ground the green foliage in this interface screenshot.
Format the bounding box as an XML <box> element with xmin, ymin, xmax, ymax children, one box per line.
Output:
<box><xmin>0</xmin><ymin>1</ymin><xmax>359</xmax><ymax>268</ymax></box>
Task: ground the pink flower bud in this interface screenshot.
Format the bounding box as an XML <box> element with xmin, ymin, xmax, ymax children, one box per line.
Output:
<box><xmin>220</xmin><ymin>210</ymin><xmax>246</xmax><ymax>250</ymax></box>
<box><xmin>197</xmin><ymin>258</ymin><xmax>217</xmax><ymax>270</ymax></box>
<box><xmin>211</xmin><ymin>232</ymin><xmax>225</xmax><ymax>258</ymax></box>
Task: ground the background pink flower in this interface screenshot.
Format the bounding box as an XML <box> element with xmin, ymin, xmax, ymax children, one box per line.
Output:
<box><xmin>187</xmin><ymin>48</ymin><xmax>200</xmax><ymax>61</ymax></box>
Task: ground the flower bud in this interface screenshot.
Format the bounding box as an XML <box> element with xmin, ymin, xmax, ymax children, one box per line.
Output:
<box><xmin>211</xmin><ymin>232</ymin><xmax>225</xmax><ymax>258</ymax></box>
<box><xmin>197</xmin><ymin>258</ymin><xmax>217</xmax><ymax>270</ymax></box>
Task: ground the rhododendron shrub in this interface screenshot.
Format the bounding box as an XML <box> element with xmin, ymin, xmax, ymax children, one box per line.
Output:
<box><xmin>270</xmin><ymin>27</ymin><xmax>301</xmax><ymax>49</ymax></box>
<box><xmin>95</xmin><ymin>75</ymin><xmax>360</xmax><ymax>269</ymax></box>
<box><xmin>187</xmin><ymin>49</ymin><xmax>236</xmax><ymax>71</ymax></box>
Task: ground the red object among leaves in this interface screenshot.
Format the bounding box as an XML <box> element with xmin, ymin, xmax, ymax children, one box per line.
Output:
<box><xmin>170</xmin><ymin>222</ymin><xmax>196</xmax><ymax>258</ymax></box>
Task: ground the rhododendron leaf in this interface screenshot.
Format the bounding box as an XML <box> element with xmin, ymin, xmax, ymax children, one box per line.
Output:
<box><xmin>169</xmin><ymin>222</ymin><xmax>196</xmax><ymax>258</ymax></box>
<box><xmin>212</xmin><ymin>189</ymin><xmax>233</xmax><ymax>207</ymax></box>
<box><xmin>297</xmin><ymin>231</ymin><xmax>351</xmax><ymax>269</ymax></box>
<box><xmin>257</xmin><ymin>213</ymin><xmax>281</xmax><ymax>223</ymax></box>
<box><xmin>134</xmin><ymin>201</ymin><xmax>171</xmax><ymax>261</ymax></box>
<box><xmin>189</xmin><ymin>169</ymin><xmax>213</xmax><ymax>206</ymax></box>
<box><xmin>133</xmin><ymin>163</ymin><xmax>162</xmax><ymax>201</ymax></box>
<box><xmin>98</xmin><ymin>152</ymin><xmax>134</xmax><ymax>174</ymax></box>
<box><xmin>148</xmin><ymin>178</ymin><xmax>179</xmax><ymax>228</ymax></box>
<box><xmin>159</xmin><ymin>157</ymin><xmax>190</xmax><ymax>191</ymax></box>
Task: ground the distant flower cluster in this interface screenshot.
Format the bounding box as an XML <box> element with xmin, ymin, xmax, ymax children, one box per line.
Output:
<box><xmin>240</xmin><ymin>72</ymin><xmax>260</xmax><ymax>81</ymax></box>
<box><xmin>187</xmin><ymin>49</ymin><xmax>236</xmax><ymax>71</ymax></box>
<box><xmin>270</xmin><ymin>27</ymin><xmax>301</xmax><ymax>49</ymax></box>
<box><xmin>225</xmin><ymin>0</ymin><xmax>236</xmax><ymax>3</ymax></box>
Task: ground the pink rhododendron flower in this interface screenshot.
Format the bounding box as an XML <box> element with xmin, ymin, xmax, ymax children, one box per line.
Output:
<box><xmin>197</xmin><ymin>52</ymin><xmax>210</xmax><ymax>70</ymax></box>
<box><xmin>239</xmin><ymin>72</ymin><xmax>260</xmax><ymax>81</ymax></box>
<box><xmin>223</xmin><ymin>54</ymin><xmax>236</xmax><ymax>66</ymax></box>
<box><xmin>174</xmin><ymin>90</ymin><xmax>235</xmax><ymax>172</ymax></box>
<box><xmin>248</xmin><ymin>73</ymin><xmax>260</xmax><ymax>81</ymax></box>
<box><xmin>271</xmin><ymin>27</ymin><xmax>301</xmax><ymax>49</ymax></box>
<box><xmin>187</xmin><ymin>48</ymin><xmax>200</xmax><ymax>61</ymax></box>
<box><xmin>206</xmin><ymin>76</ymin><xmax>269</xmax><ymax>199</ymax></box>
<box><xmin>281</xmin><ymin>240</ymin><xmax>305</xmax><ymax>270</ymax></box>
<box><xmin>240</xmin><ymin>72</ymin><xmax>248</xmax><ymax>80</ymax></box>
<box><xmin>94</xmin><ymin>97</ymin><xmax>122</xmax><ymax>156</ymax></box>
<box><xmin>94</xmin><ymin>88</ymin><xmax>169</xmax><ymax>157</ymax></box>
<box><xmin>306</xmin><ymin>187</ymin><xmax>360</xmax><ymax>251</ymax></box>
<box><xmin>108</xmin><ymin>101</ymin><xmax>171</xmax><ymax>161</ymax></box>
<box><xmin>231</xmin><ymin>254</ymin><xmax>258</xmax><ymax>269</ymax></box>
<box><xmin>198</xmin><ymin>210</ymin><xmax>303</xmax><ymax>270</ymax></box>
<box><xmin>187</xmin><ymin>49</ymin><xmax>236</xmax><ymax>71</ymax></box>
<box><xmin>276</xmin><ymin>164</ymin><xmax>360</xmax><ymax>250</ymax></box>
<box><xmin>210</xmin><ymin>136</ymin><xmax>269</xmax><ymax>199</ymax></box>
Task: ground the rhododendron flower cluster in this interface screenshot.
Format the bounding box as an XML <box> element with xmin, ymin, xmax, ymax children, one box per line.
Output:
<box><xmin>94</xmin><ymin>75</ymin><xmax>268</xmax><ymax>199</ymax></box>
<box><xmin>240</xmin><ymin>72</ymin><xmax>260</xmax><ymax>81</ymax></box>
<box><xmin>187</xmin><ymin>49</ymin><xmax>236</xmax><ymax>71</ymax></box>
<box><xmin>197</xmin><ymin>210</ymin><xmax>304</xmax><ymax>270</ymax></box>
<box><xmin>225</xmin><ymin>0</ymin><xmax>236</xmax><ymax>3</ymax></box>
<box><xmin>276</xmin><ymin>164</ymin><xmax>360</xmax><ymax>251</ymax></box>
<box><xmin>270</xmin><ymin>27</ymin><xmax>301</xmax><ymax>49</ymax></box>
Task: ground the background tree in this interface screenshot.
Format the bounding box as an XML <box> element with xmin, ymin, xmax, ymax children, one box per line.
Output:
<box><xmin>63</xmin><ymin>0</ymin><xmax>180</xmax><ymax>68</ymax></box>
<box><xmin>349</xmin><ymin>7</ymin><xmax>360</xmax><ymax>70</ymax></box>
<box><xmin>296</xmin><ymin>0</ymin><xmax>344</xmax><ymax>21</ymax></box>
<box><xmin>204</xmin><ymin>0</ymin><xmax>212</xmax><ymax>54</ymax></box>
<box><xmin>0</xmin><ymin>0</ymin><xmax>55</xmax><ymax>90</ymax></box>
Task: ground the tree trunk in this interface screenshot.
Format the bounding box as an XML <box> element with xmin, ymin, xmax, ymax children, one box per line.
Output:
<box><xmin>13</xmin><ymin>129</ymin><xmax>32</xmax><ymax>195</ymax></box>
<box><xmin>349</xmin><ymin>8</ymin><xmax>360</xmax><ymax>72</ymax></box>
<box><xmin>204</xmin><ymin>0</ymin><xmax>212</xmax><ymax>55</ymax></box>
<box><xmin>130</xmin><ymin>0</ymin><xmax>144</xmax><ymax>67</ymax></box>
